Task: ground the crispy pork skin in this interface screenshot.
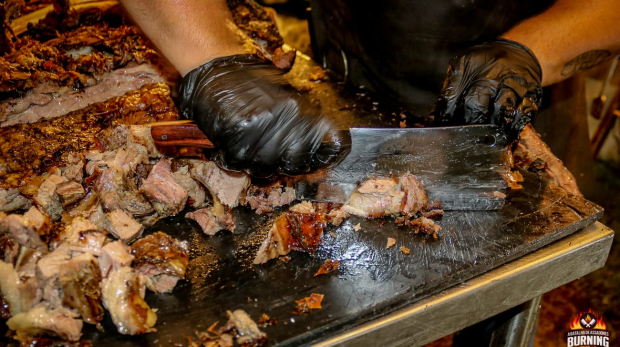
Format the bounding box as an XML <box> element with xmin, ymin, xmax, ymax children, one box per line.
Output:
<box><xmin>59</xmin><ymin>253</ymin><xmax>104</xmax><ymax>325</ymax></box>
<box><xmin>343</xmin><ymin>173</ymin><xmax>429</xmax><ymax>218</ymax></box>
<box><xmin>102</xmin><ymin>267</ymin><xmax>157</xmax><ymax>335</ymax></box>
<box><xmin>99</xmin><ymin>241</ymin><xmax>134</xmax><ymax>278</ymax></box>
<box><xmin>191</xmin><ymin>161</ymin><xmax>249</xmax><ymax>208</ymax></box>
<box><xmin>186</xmin><ymin>205</ymin><xmax>236</xmax><ymax>236</ymax></box>
<box><xmin>105</xmin><ymin>209</ymin><xmax>145</xmax><ymax>242</ymax></box>
<box><xmin>243</xmin><ymin>182</ymin><xmax>296</xmax><ymax>214</ymax></box>
<box><xmin>6</xmin><ymin>303</ymin><xmax>83</xmax><ymax>341</ymax></box>
<box><xmin>140</xmin><ymin>159</ymin><xmax>188</xmax><ymax>218</ymax></box>
<box><xmin>0</xmin><ymin>188</ymin><xmax>31</xmax><ymax>212</ymax></box>
<box><xmin>131</xmin><ymin>232</ymin><xmax>189</xmax><ymax>293</ymax></box>
<box><xmin>254</xmin><ymin>211</ymin><xmax>326</xmax><ymax>264</ymax></box>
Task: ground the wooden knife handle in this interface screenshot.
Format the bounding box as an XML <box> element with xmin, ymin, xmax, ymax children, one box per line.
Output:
<box><xmin>151</xmin><ymin>123</ymin><xmax>215</xmax><ymax>149</ymax></box>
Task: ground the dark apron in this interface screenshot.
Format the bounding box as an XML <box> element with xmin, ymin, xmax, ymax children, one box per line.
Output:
<box><xmin>309</xmin><ymin>0</ymin><xmax>554</xmax><ymax>113</ymax></box>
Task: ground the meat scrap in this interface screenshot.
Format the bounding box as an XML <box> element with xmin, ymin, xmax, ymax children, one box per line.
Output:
<box><xmin>140</xmin><ymin>159</ymin><xmax>188</xmax><ymax>218</ymax></box>
<box><xmin>294</xmin><ymin>293</ymin><xmax>324</xmax><ymax>315</ymax></box>
<box><xmin>386</xmin><ymin>238</ymin><xmax>396</xmax><ymax>249</ymax></box>
<box><xmin>191</xmin><ymin>161</ymin><xmax>249</xmax><ymax>208</ymax></box>
<box><xmin>6</xmin><ymin>303</ymin><xmax>83</xmax><ymax>341</ymax></box>
<box><xmin>401</xmin><ymin>247</ymin><xmax>411</xmax><ymax>255</ymax></box>
<box><xmin>131</xmin><ymin>232</ymin><xmax>189</xmax><ymax>294</ymax></box>
<box><xmin>102</xmin><ymin>267</ymin><xmax>157</xmax><ymax>335</ymax></box>
<box><xmin>99</xmin><ymin>241</ymin><xmax>134</xmax><ymax>278</ymax></box>
<box><xmin>315</xmin><ymin>202</ymin><xmax>350</xmax><ymax>226</ymax></box>
<box><xmin>0</xmin><ymin>188</ymin><xmax>31</xmax><ymax>212</ymax></box>
<box><xmin>58</xmin><ymin>253</ymin><xmax>104</xmax><ymax>326</ymax></box>
<box><xmin>257</xmin><ymin>314</ymin><xmax>278</xmax><ymax>328</ymax></box>
<box><xmin>253</xmin><ymin>211</ymin><xmax>326</xmax><ymax>264</ymax></box>
<box><xmin>105</xmin><ymin>209</ymin><xmax>144</xmax><ymax>242</ymax></box>
<box><xmin>186</xmin><ymin>204</ymin><xmax>236</xmax><ymax>236</ymax></box>
<box><xmin>243</xmin><ymin>182</ymin><xmax>296</xmax><ymax>214</ymax></box>
<box><xmin>396</xmin><ymin>216</ymin><xmax>441</xmax><ymax>236</ymax></box>
<box><xmin>172</xmin><ymin>166</ymin><xmax>207</xmax><ymax>208</ymax></box>
<box><xmin>514</xmin><ymin>124</ymin><xmax>581</xmax><ymax>196</ymax></box>
<box><xmin>314</xmin><ymin>259</ymin><xmax>339</xmax><ymax>277</ymax></box>
<box><xmin>343</xmin><ymin>173</ymin><xmax>429</xmax><ymax>218</ymax></box>
<box><xmin>224</xmin><ymin>310</ymin><xmax>267</xmax><ymax>346</ymax></box>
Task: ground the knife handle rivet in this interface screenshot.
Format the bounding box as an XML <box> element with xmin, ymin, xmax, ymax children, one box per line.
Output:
<box><xmin>161</xmin><ymin>135</ymin><xmax>168</xmax><ymax>140</ymax></box>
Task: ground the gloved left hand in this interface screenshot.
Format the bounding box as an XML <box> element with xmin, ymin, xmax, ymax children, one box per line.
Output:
<box><xmin>431</xmin><ymin>39</ymin><xmax>543</xmax><ymax>141</ymax></box>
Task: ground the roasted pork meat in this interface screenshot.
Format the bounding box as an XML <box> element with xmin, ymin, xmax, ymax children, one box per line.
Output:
<box><xmin>186</xmin><ymin>205</ymin><xmax>236</xmax><ymax>236</ymax></box>
<box><xmin>513</xmin><ymin>124</ymin><xmax>582</xmax><ymax>196</ymax></box>
<box><xmin>58</xmin><ymin>252</ymin><xmax>104</xmax><ymax>326</ymax></box>
<box><xmin>243</xmin><ymin>181</ymin><xmax>296</xmax><ymax>215</ymax></box>
<box><xmin>254</xmin><ymin>211</ymin><xmax>326</xmax><ymax>264</ymax></box>
<box><xmin>101</xmin><ymin>266</ymin><xmax>157</xmax><ymax>335</ymax></box>
<box><xmin>130</xmin><ymin>232</ymin><xmax>189</xmax><ymax>293</ymax></box>
<box><xmin>191</xmin><ymin>161</ymin><xmax>249</xmax><ymax>208</ymax></box>
<box><xmin>140</xmin><ymin>159</ymin><xmax>188</xmax><ymax>218</ymax></box>
<box><xmin>343</xmin><ymin>173</ymin><xmax>429</xmax><ymax>218</ymax></box>
<box><xmin>6</xmin><ymin>303</ymin><xmax>83</xmax><ymax>341</ymax></box>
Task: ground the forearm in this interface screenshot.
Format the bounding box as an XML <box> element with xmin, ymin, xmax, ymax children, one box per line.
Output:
<box><xmin>118</xmin><ymin>0</ymin><xmax>246</xmax><ymax>75</ymax></box>
<box><xmin>502</xmin><ymin>0</ymin><xmax>620</xmax><ymax>86</ymax></box>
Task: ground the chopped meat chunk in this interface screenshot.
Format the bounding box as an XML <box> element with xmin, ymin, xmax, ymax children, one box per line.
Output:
<box><xmin>294</xmin><ymin>293</ymin><xmax>324</xmax><ymax>314</ymax></box>
<box><xmin>6</xmin><ymin>303</ymin><xmax>83</xmax><ymax>341</ymax></box>
<box><xmin>0</xmin><ymin>188</ymin><xmax>31</xmax><ymax>212</ymax></box>
<box><xmin>113</xmin><ymin>144</ymin><xmax>150</xmax><ymax>176</ymax></box>
<box><xmin>140</xmin><ymin>159</ymin><xmax>188</xmax><ymax>217</ymax></box>
<box><xmin>0</xmin><ymin>260</ymin><xmax>23</xmax><ymax>316</ymax></box>
<box><xmin>68</xmin><ymin>190</ymin><xmax>99</xmax><ymax>218</ymax></box>
<box><xmin>254</xmin><ymin>211</ymin><xmax>326</xmax><ymax>264</ymax></box>
<box><xmin>95</xmin><ymin>167</ymin><xmax>154</xmax><ymax>217</ymax></box>
<box><xmin>36</xmin><ymin>244</ymin><xmax>71</xmax><ymax>306</ymax></box>
<box><xmin>172</xmin><ymin>167</ymin><xmax>207</xmax><ymax>208</ymax></box>
<box><xmin>186</xmin><ymin>204</ymin><xmax>236</xmax><ymax>236</ymax></box>
<box><xmin>343</xmin><ymin>173</ymin><xmax>429</xmax><ymax>218</ymax></box>
<box><xmin>243</xmin><ymin>182</ymin><xmax>295</xmax><ymax>214</ymax></box>
<box><xmin>225</xmin><ymin>310</ymin><xmax>267</xmax><ymax>346</ymax></box>
<box><xmin>288</xmin><ymin>201</ymin><xmax>314</xmax><ymax>214</ymax></box>
<box><xmin>56</xmin><ymin>181</ymin><xmax>85</xmax><ymax>207</ymax></box>
<box><xmin>131</xmin><ymin>232</ymin><xmax>189</xmax><ymax>293</ymax></box>
<box><xmin>314</xmin><ymin>259</ymin><xmax>339</xmax><ymax>277</ymax></box>
<box><xmin>0</xmin><ymin>210</ymin><xmax>48</xmax><ymax>253</ymax></box>
<box><xmin>102</xmin><ymin>267</ymin><xmax>157</xmax><ymax>335</ymax></box>
<box><xmin>61</xmin><ymin>153</ymin><xmax>84</xmax><ymax>183</ymax></box>
<box><xmin>315</xmin><ymin>202</ymin><xmax>350</xmax><ymax>226</ymax></box>
<box><xmin>59</xmin><ymin>253</ymin><xmax>104</xmax><ymax>325</ymax></box>
<box><xmin>33</xmin><ymin>174</ymin><xmax>67</xmax><ymax>221</ymax></box>
<box><xmin>191</xmin><ymin>161</ymin><xmax>249</xmax><ymax>208</ymax></box>
<box><xmin>14</xmin><ymin>246</ymin><xmax>43</xmax><ymax>278</ymax></box>
<box><xmin>105</xmin><ymin>210</ymin><xmax>144</xmax><ymax>242</ymax></box>
<box><xmin>99</xmin><ymin>241</ymin><xmax>134</xmax><ymax>278</ymax></box>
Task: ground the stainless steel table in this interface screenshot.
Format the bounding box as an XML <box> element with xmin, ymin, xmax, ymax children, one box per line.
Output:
<box><xmin>315</xmin><ymin>222</ymin><xmax>614</xmax><ymax>347</ymax></box>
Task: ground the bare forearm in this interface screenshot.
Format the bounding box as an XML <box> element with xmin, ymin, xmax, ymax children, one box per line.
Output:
<box><xmin>119</xmin><ymin>0</ymin><xmax>246</xmax><ymax>75</ymax></box>
<box><xmin>502</xmin><ymin>0</ymin><xmax>620</xmax><ymax>86</ymax></box>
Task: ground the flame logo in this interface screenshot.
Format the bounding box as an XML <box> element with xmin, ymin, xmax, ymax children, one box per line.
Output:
<box><xmin>569</xmin><ymin>309</ymin><xmax>608</xmax><ymax>330</ymax></box>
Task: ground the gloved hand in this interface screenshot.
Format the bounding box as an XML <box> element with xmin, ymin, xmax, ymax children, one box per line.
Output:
<box><xmin>431</xmin><ymin>39</ymin><xmax>543</xmax><ymax>141</ymax></box>
<box><xmin>179</xmin><ymin>54</ymin><xmax>350</xmax><ymax>177</ymax></box>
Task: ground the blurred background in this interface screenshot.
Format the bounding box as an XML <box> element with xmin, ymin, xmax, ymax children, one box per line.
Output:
<box><xmin>258</xmin><ymin>0</ymin><xmax>620</xmax><ymax>345</ymax></box>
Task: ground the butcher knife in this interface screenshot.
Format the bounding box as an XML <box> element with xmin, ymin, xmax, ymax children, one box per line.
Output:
<box><xmin>150</xmin><ymin>121</ymin><xmax>511</xmax><ymax>210</ymax></box>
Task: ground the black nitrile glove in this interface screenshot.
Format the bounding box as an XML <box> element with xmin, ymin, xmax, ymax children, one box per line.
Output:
<box><xmin>179</xmin><ymin>55</ymin><xmax>350</xmax><ymax>177</ymax></box>
<box><xmin>431</xmin><ymin>39</ymin><xmax>543</xmax><ymax>141</ymax></box>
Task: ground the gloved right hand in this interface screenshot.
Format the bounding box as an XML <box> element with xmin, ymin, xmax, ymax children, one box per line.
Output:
<box><xmin>179</xmin><ymin>55</ymin><xmax>350</xmax><ymax>178</ymax></box>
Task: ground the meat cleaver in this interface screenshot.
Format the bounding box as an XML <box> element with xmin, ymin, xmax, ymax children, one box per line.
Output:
<box><xmin>151</xmin><ymin>122</ymin><xmax>511</xmax><ymax>210</ymax></box>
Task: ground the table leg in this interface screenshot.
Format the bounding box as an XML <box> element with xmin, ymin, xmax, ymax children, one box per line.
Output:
<box><xmin>453</xmin><ymin>296</ymin><xmax>542</xmax><ymax>347</ymax></box>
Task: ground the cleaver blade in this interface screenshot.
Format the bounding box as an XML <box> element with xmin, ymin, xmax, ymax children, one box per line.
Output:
<box><xmin>293</xmin><ymin>125</ymin><xmax>511</xmax><ymax>210</ymax></box>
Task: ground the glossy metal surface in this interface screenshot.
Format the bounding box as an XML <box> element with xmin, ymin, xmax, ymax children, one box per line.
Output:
<box><xmin>295</xmin><ymin>125</ymin><xmax>510</xmax><ymax>210</ymax></box>
<box><xmin>315</xmin><ymin>222</ymin><xmax>613</xmax><ymax>347</ymax></box>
